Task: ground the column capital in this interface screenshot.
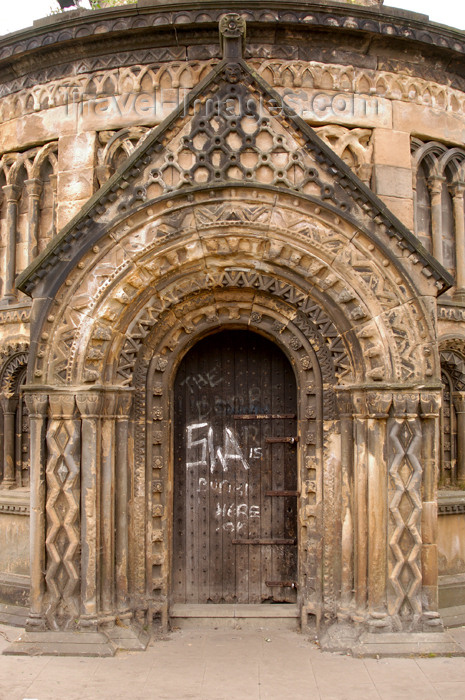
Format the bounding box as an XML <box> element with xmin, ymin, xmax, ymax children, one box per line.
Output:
<box><xmin>102</xmin><ymin>391</ymin><xmax>118</xmax><ymax>417</ymax></box>
<box><xmin>392</xmin><ymin>392</ymin><xmax>419</xmax><ymax>418</ymax></box>
<box><xmin>366</xmin><ymin>390</ymin><xmax>392</xmax><ymax>418</ymax></box>
<box><xmin>336</xmin><ymin>391</ymin><xmax>354</xmax><ymax>417</ymax></box>
<box><xmin>2</xmin><ymin>183</ymin><xmax>21</xmax><ymax>203</ymax></box>
<box><xmin>24</xmin><ymin>178</ymin><xmax>43</xmax><ymax>199</ymax></box>
<box><xmin>116</xmin><ymin>392</ymin><xmax>133</xmax><ymax>419</ymax></box>
<box><xmin>352</xmin><ymin>392</ymin><xmax>368</xmax><ymax>418</ymax></box>
<box><xmin>24</xmin><ymin>393</ymin><xmax>48</xmax><ymax>418</ymax></box>
<box><xmin>420</xmin><ymin>392</ymin><xmax>441</xmax><ymax>418</ymax></box>
<box><xmin>76</xmin><ymin>392</ymin><xmax>103</xmax><ymax>418</ymax></box>
<box><xmin>452</xmin><ymin>391</ymin><xmax>465</xmax><ymax>414</ymax></box>
<box><xmin>0</xmin><ymin>393</ymin><xmax>18</xmax><ymax>413</ymax></box>
<box><xmin>428</xmin><ymin>175</ymin><xmax>446</xmax><ymax>196</ymax></box>
<box><xmin>449</xmin><ymin>180</ymin><xmax>465</xmax><ymax>198</ymax></box>
<box><xmin>48</xmin><ymin>393</ymin><xmax>75</xmax><ymax>420</ymax></box>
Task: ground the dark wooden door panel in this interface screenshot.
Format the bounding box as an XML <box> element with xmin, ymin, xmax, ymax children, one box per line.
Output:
<box><xmin>172</xmin><ymin>330</ymin><xmax>297</xmax><ymax>604</ymax></box>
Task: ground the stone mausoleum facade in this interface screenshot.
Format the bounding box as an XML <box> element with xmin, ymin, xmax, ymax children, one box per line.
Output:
<box><xmin>0</xmin><ymin>0</ymin><xmax>465</xmax><ymax>654</ymax></box>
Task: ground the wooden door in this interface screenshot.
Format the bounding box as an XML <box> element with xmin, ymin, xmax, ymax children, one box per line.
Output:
<box><xmin>172</xmin><ymin>330</ymin><xmax>298</xmax><ymax>604</ymax></box>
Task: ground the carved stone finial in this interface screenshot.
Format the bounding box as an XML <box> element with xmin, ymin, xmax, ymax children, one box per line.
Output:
<box><xmin>219</xmin><ymin>13</ymin><xmax>246</xmax><ymax>60</ymax></box>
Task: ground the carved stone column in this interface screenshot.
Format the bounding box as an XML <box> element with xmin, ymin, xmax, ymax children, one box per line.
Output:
<box><xmin>1</xmin><ymin>394</ymin><xmax>18</xmax><ymax>488</ymax></box>
<box><xmin>428</xmin><ymin>176</ymin><xmax>446</xmax><ymax>265</ymax></box>
<box><xmin>49</xmin><ymin>173</ymin><xmax>58</xmax><ymax>243</ymax></box>
<box><xmin>24</xmin><ymin>178</ymin><xmax>43</xmax><ymax>265</ymax></box>
<box><xmin>453</xmin><ymin>392</ymin><xmax>465</xmax><ymax>484</ymax></box>
<box><xmin>336</xmin><ymin>391</ymin><xmax>354</xmax><ymax>615</ymax></box>
<box><xmin>352</xmin><ymin>392</ymin><xmax>368</xmax><ymax>617</ymax></box>
<box><xmin>420</xmin><ymin>392</ymin><xmax>442</xmax><ymax>628</ymax></box>
<box><xmin>76</xmin><ymin>392</ymin><xmax>102</xmax><ymax>627</ymax></box>
<box><xmin>115</xmin><ymin>392</ymin><xmax>133</xmax><ymax>613</ymax></box>
<box><xmin>24</xmin><ymin>393</ymin><xmax>48</xmax><ymax>631</ymax></box>
<box><xmin>1</xmin><ymin>184</ymin><xmax>21</xmax><ymax>305</ymax></box>
<box><xmin>366</xmin><ymin>391</ymin><xmax>392</xmax><ymax>625</ymax></box>
<box><xmin>100</xmin><ymin>391</ymin><xmax>116</xmax><ymax>619</ymax></box>
<box><xmin>45</xmin><ymin>394</ymin><xmax>80</xmax><ymax>630</ymax></box>
<box><xmin>450</xmin><ymin>182</ymin><xmax>465</xmax><ymax>302</ymax></box>
<box><xmin>387</xmin><ymin>393</ymin><xmax>422</xmax><ymax>630</ymax></box>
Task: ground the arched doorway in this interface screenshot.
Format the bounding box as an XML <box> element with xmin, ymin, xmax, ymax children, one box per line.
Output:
<box><xmin>172</xmin><ymin>330</ymin><xmax>298</xmax><ymax>605</ymax></box>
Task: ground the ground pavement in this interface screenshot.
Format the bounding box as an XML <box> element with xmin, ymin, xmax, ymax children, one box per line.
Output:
<box><xmin>0</xmin><ymin>623</ymin><xmax>465</xmax><ymax>700</ymax></box>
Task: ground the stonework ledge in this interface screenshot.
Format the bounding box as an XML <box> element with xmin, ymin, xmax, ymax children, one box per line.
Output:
<box><xmin>438</xmin><ymin>490</ymin><xmax>465</xmax><ymax>515</ymax></box>
<box><xmin>3</xmin><ymin>622</ymin><xmax>149</xmax><ymax>657</ymax></box>
<box><xmin>320</xmin><ymin>624</ymin><xmax>465</xmax><ymax>657</ymax></box>
<box><xmin>0</xmin><ymin>488</ymin><xmax>30</xmax><ymax>516</ymax></box>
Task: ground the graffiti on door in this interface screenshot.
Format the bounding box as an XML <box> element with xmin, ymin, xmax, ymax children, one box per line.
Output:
<box><xmin>186</xmin><ymin>421</ymin><xmax>261</xmax><ymax>533</ymax></box>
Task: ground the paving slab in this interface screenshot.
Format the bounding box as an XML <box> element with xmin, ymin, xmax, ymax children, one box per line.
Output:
<box><xmin>0</xmin><ymin>625</ymin><xmax>463</xmax><ymax>699</ymax></box>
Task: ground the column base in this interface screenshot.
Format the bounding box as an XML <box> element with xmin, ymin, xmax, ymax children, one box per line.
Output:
<box><xmin>3</xmin><ymin>630</ymin><xmax>117</xmax><ymax>657</ymax></box>
<box><xmin>0</xmin><ymin>296</ymin><xmax>17</xmax><ymax>308</ymax></box>
<box><xmin>3</xmin><ymin>620</ymin><xmax>150</xmax><ymax>656</ymax></box>
<box><xmin>452</xmin><ymin>288</ymin><xmax>465</xmax><ymax>304</ymax></box>
<box><xmin>319</xmin><ymin>621</ymin><xmax>464</xmax><ymax>657</ymax></box>
<box><xmin>105</xmin><ymin>620</ymin><xmax>150</xmax><ymax>651</ymax></box>
<box><xmin>1</xmin><ymin>479</ymin><xmax>17</xmax><ymax>490</ymax></box>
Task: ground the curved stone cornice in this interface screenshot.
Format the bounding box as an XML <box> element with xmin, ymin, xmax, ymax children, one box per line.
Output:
<box><xmin>0</xmin><ymin>1</ymin><xmax>464</xmax><ymax>85</ymax></box>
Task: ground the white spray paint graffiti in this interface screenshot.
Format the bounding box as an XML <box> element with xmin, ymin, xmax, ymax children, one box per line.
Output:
<box><xmin>186</xmin><ymin>422</ymin><xmax>250</xmax><ymax>472</ymax></box>
<box><xmin>179</xmin><ymin>368</ymin><xmax>223</xmax><ymax>394</ymax></box>
<box><xmin>186</xmin><ymin>422</ymin><xmax>261</xmax><ymax>533</ymax></box>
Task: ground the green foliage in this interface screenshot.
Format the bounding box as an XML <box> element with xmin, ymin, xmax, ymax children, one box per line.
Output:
<box><xmin>49</xmin><ymin>0</ymin><xmax>137</xmax><ymax>13</ymax></box>
<box><xmin>90</xmin><ymin>0</ymin><xmax>137</xmax><ymax>8</ymax></box>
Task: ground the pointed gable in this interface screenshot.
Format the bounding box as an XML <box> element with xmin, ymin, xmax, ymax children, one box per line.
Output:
<box><xmin>17</xmin><ymin>15</ymin><xmax>452</xmax><ymax>295</ymax></box>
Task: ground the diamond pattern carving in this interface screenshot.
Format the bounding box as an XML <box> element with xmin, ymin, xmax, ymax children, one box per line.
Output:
<box><xmin>388</xmin><ymin>415</ymin><xmax>423</xmax><ymax>628</ymax></box>
<box><xmin>45</xmin><ymin>398</ymin><xmax>80</xmax><ymax>630</ymax></box>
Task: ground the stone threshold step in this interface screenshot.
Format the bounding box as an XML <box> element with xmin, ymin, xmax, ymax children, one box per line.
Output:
<box><xmin>170</xmin><ymin>604</ymin><xmax>299</xmax><ymax>619</ymax></box>
<box><xmin>0</xmin><ymin>603</ymin><xmax>28</xmax><ymax>628</ymax></box>
<box><xmin>351</xmin><ymin>631</ymin><xmax>465</xmax><ymax>658</ymax></box>
<box><xmin>440</xmin><ymin>604</ymin><xmax>465</xmax><ymax>628</ymax></box>
<box><xmin>3</xmin><ymin>630</ymin><xmax>117</xmax><ymax>657</ymax></box>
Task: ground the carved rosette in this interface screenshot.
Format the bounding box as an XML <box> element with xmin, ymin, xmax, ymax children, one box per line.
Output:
<box><xmin>219</xmin><ymin>13</ymin><xmax>246</xmax><ymax>58</ymax></box>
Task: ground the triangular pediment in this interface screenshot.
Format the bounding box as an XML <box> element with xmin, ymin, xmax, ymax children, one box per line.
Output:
<box><xmin>17</xmin><ymin>55</ymin><xmax>452</xmax><ymax>294</ymax></box>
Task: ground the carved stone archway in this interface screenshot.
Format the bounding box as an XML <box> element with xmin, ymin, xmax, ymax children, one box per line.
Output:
<box><xmin>13</xmin><ymin>13</ymin><xmax>449</xmax><ymax>653</ymax></box>
<box><xmin>19</xmin><ymin>192</ymin><xmax>444</xmax><ymax>649</ymax></box>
